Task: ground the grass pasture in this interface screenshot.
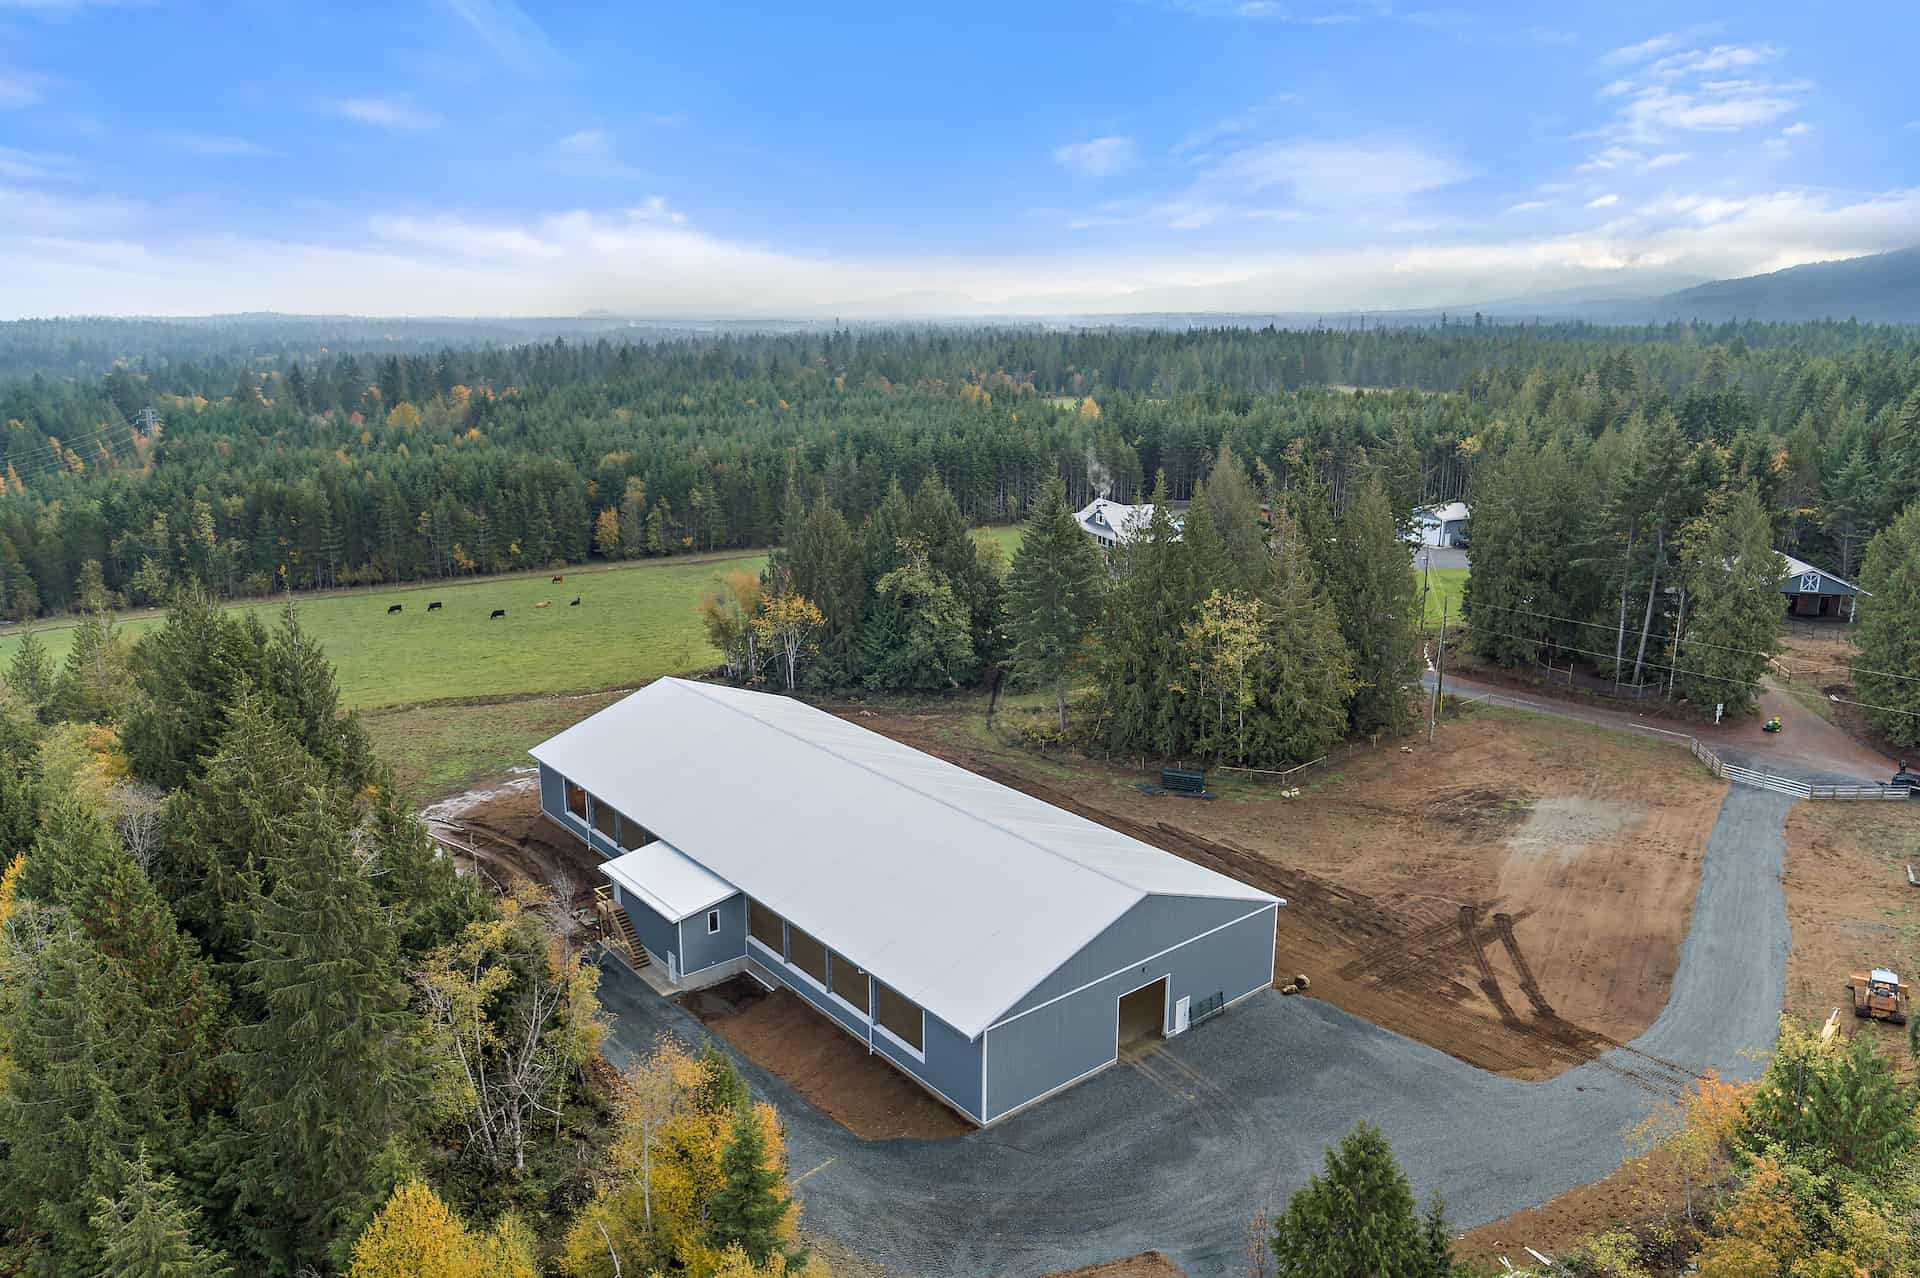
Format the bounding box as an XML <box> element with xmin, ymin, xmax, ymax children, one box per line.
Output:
<box><xmin>1418</xmin><ymin>566</ymin><xmax>1468</xmax><ymax>627</ymax></box>
<box><xmin>0</xmin><ymin>552</ymin><xmax>766</xmax><ymax>710</ymax></box>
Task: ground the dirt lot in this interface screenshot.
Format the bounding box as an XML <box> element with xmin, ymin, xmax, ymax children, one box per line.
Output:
<box><xmin>421</xmin><ymin>771</ymin><xmax>608</xmax><ymax>940</ymax></box>
<box><xmin>1455</xmin><ymin>1146</ymin><xmax>1678</xmax><ymax>1264</ymax></box>
<box><xmin>849</xmin><ymin>699</ymin><xmax>1725</xmax><ymax>1082</ymax></box>
<box><xmin>683</xmin><ymin>977</ymin><xmax>973</xmax><ymax>1141</ymax></box>
<box><xmin>1782</xmin><ymin>799</ymin><xmax>1920</xmax><ymax>1061</ymax></box>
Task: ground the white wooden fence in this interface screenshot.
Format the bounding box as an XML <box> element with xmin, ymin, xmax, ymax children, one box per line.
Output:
<box><xmin>1688</xmin><ymin>738</ymin><xmax>1910</xmax><ymax>801</ymax></box>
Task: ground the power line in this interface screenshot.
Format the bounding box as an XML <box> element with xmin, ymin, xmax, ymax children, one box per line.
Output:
<box><xmin>1466</xmin><ymin>621</ymin><xmax>1920</xmax><ymax>721</ymax></box>
<box><xmin>1468</xmin><ymin>598</ymin><xmax>1920</xmax><ymax>688</ymax></box>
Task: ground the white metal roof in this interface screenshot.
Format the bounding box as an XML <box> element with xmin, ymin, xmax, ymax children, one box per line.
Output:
<box><xmin>1415</xmin><ymin>501</ymin><xmax>1470</xmax><ymax>525</ymax></box>
<box><xmin>531</xmin><ymin>678</ymin><xmax>1274</xmax><ymax>1037</ymax></box>
<box><xmin>1779</xmin><ymin>551</ymin><xmax>1870</xmax><ymax>597</ymax></box>
<box><xmin>1075</xmin><ymin>497</ymin><xmax>1170</xmax><ymax>546</ymax></box>
<box><xmin>601</xmin><ymin>842</ymin><xmax>737</xmax><ymax>923</ymax></box>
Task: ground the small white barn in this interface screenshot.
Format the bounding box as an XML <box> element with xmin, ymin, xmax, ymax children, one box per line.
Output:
<box><xmin>1411</xmin><ymin>501</ymin><xmax>1470</xmax><ymax>548</ymax></box>
<box><xmin>1075</xmin><ymin>497</ymin><xmax>1178</xmax><ymax>550</ymax></box>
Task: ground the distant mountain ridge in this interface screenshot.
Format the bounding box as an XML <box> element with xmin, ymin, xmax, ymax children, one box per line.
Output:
<box><xmin>1647</xmin><ymin>246</ymin><xmax>1920</xmax><ymax>325</ymax></box>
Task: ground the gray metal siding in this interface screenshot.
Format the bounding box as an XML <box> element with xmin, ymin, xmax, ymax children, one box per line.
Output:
<box><xmin>749</xmin><ymin>940</ymin><xmax>984</xmax><ymax>1122</ymax></box>
<box><xmin>677</xmin><ymin>895</ymin><xmax>745</xmax><ymax>978</ymax></box>
<box><xmin>1001</xmin><ymin>895</ymin><xmax>1262</xmax><ymax>1020</ymax></box>
<box><xmin>611</xmin><ymin>884</ymin><xmax>679</xmax><ymax>966</ymax></box>
<box><xmin>983</xmin><ymin>903</ymin><xmax>1275</xmax><ymax>1121</ymax></box>
<box><xmin>537</xmin><ymin>764</ymin><xmax>566</xmax><ymax>829</ymax></box>
<box><xmin>538</xmin><ymin>763</ymin><xmax>621</xmax><ymax>860</ymax></box>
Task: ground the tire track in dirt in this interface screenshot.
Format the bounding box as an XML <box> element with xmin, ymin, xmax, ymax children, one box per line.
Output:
<box><xmin>965</xmin><ymin>761</ymin><xmax>1695</xmax><ymax>1092</ymax></box>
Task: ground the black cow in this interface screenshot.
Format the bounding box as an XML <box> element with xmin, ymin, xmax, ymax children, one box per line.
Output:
<box><xmin>490</xmin><ymin>609</ymin><xmax>507</xmax><ymax>620</ymax></box>
<box><xmin>569</xmin><ymin>596</ymin><xmax>581</xmax><ymax>606</ymax></box>
<box><xmin>387</xmin><ymin>603</ymin><xmax>402</xmax><ymax>614</ymax></box>
<box><xmin>427</xmin><ymin>600</ymin><xmax>443</xmax><ymax>611</ymax></box>
<box><xmin>551</xmin><ymin>574</ymin><xmax>565</xmax><ymax>584</ymax></box>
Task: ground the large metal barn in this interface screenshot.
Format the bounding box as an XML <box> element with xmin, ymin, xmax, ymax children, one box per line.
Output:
<box><xmin>531</xmin><ymin>677</ymin><xmax>1279</xmax><ymax>1126</ymax></box>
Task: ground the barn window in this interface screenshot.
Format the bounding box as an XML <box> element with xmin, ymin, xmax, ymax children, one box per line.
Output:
<box><xmin>786</xmin><ymin>925</ymin><xmax>828</xmax><ymax>987</ymax></box>
<box><xmin>591</xmin><ymin>799</ymin><xmax>619</xmax><ymax>841</ymax></box>
<box><xmin>564</xmin><ymin>780</ymin><xmax>587</xmax><ymax>820</ymax></box>
<box><xmin>748</xmin><ymin>899</ymin><xmax>783</xmax><ymax>953</ymax></box>
<box><xmin>874</xmin><ymin>980</ymin><xmax>924</xmax><ymax>1053</ymax></box>
<box><xmin>707</xmin><ymin>909</ymin><xmax>721</xmax><ymax>935</ymax></box>
<box><xmin>828</xmin><ymin>949</ymin><xmax>869</xmax><ymax>1011</ymax></box>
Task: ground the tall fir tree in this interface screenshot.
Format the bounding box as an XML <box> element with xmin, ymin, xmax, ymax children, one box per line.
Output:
<box><xmin>705</xmin><ymin>1108</ymin><xmax>794</xmax><ymax>1267</ymax></box>
<box><xmin>1332</xmin><ymin>477</ymin><xmax>1418</xmax><ymax>736</ymax></box>
<box><xmin>88</xmin><ymin>1147</ymin><xmax>234</xmax><ymax>1278</ymax></box>
<box><xmin>1673</xmin><ymin>485</ymin><xmax>1784</xmax><ymax>717</ymax></box>
<box><xmin>1252</xmin><ymin>505</ymin><xmax>1356</xmax><ymax>764</ymax></box>
<box><xmin>224</xmin><ymin>790</ymin><xmax>417</xmax><ymax>1273</ymax></box>
<box><xmin>6</xmin><ymin>628</ymin><xmax>55</xmax><ymax>717</ymax></box>
<box><xmin>1006</xmin><ymin>476</ymin><xmax>1107</xmax><ymax>728</ymax></box>
<box><xmin>1095</xmin><ymin>475</ymin><xmax>1201</xmax><ymax>757</ymax></box>
<box><xmin>1853</xmin><ymin>499</ymin><xmax>1920</xmax><ymax>747</ymax></box>
<box><xmin>1197</xmin><ymin>445</ymin><xmax>1269</xmax><ymax>592</ymax></box>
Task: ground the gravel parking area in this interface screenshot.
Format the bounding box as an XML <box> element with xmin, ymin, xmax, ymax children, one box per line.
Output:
<box><xmin>596</xmin><ymin>786</ymin><xmax>1791</xmax><ymax>1278</ymax></box>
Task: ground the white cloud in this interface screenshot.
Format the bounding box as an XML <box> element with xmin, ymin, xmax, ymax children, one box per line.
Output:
<box><xmin>161</xmin><ymin>132</ymin><xmax>279</xmax><ymax>158</ymax></box>
<box><xmin>328</xmin><ymin>96</ymin><xmax>440</xmax><ymax>131</ymax></box>
<box><xmin>1577</xmin><ymin>146</ymin><xmax>1640</xmax><ymax>172</ymax></box>
<box><xmin>440</xmin><ymin>0</ymin><xmax>565</xmax><ymax>75</ymax></box>
<box><xmin>1642</xmin><ymin>152</ymin><xmax>1690</xmax><ymax>171</ymax></box>
<box><xmin>2</xmin><ymin>188</ymin><xmax>1915</xmax><ymax>319</ymax></box>
<box><xmin>0</xmin><ymin>147</ymin><xmax>76</xmax><ymax>181</ymax></box>
<box><xmin>550</xmin><ymin>128</ymin><xmax>646</xmax><ymax>179</ymax></box>
<box><xmin>1587</xmin><ymin>193</ymin><xmax>1619</xmax><ymax>209</ymax></box>
<box><xmin>1504</xmin><ymin>200</ymin><xmax>1548</xmax><ymax>214</ymax></box>
<box><xmin>1052</xmin><ymin>136</ymin><xmax>1139</xmax><ymax>179</ymax></box>
<box><xmin>1173</xmin><ymin>93</ymin><xmax>1301</xmax><ymax>155</ymax></box>
<box><xmin>1782</xmin><ymin>122</ymin><xmax>1812</xmax><ymax>137</ymax></box>
<box><xmin>1199</xmin><ymin>140</ymin><xmax>1468</xmax><ymax>208</ymax></box>
<box><xmin>1599</xmin><ymin>32</ymin><xmax>1687</xmax><ymax>69</ymax></box>
<box><xmin>0</xmin><ymin>68</ymin><xmax>45</xmax><ymax>108</ymax></box>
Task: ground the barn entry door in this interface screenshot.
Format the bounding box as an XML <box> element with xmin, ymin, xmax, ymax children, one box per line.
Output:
<box><xmin>1172</xmin><ymin>995</ymin><xmax>1191</xmax><ymax>1036</ymax></box>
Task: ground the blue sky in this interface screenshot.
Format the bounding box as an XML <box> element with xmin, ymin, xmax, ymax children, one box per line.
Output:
<box><xmin>1</xmin><ymin>0</ymin><xmax>1915</xmax><ymax>317</ymax></box>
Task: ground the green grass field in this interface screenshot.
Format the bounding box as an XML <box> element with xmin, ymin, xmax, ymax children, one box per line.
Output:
<box><xmin>1418</xmin><ymin>566</ymin><xmax>1468</xmax><ymax>627</ymax></box>
<box><xmin>0</xmin><ymin>552</ymin><xmax>767</xmax><ymax>710</ymax></box>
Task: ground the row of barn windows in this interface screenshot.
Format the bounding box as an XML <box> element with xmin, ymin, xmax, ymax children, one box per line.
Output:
<box><xmin>563</xmin><ymin>780</ymin><xmax>658</xmax><ymax>852</ymax></box>
<box><xmin>747</xmin><ymin>898</ymin><xmax>925</xmax><ymax>1052</ymax></box>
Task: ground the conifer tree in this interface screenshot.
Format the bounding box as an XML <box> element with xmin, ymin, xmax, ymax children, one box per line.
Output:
<box><xmin>706</xmin><ymin>1107</ymin><xmax>795</xmax><ymax>1266</ymax></box>
<box><xmin>1006</xmin><ymin>476</ymin><xmax>1106</xmax><ymax>728</ymax></box>
<box><xmin>54</xmin><ymin>607</ymin><xmax>133</xmax><ymax>725</ymax></box>
<box><xmin>21</xmin><ymin>800</ymin><xmax>227</xmax><ymax>1111</ymax></box>
<box><xmin>1253</xmin><ymin>506</ymin><xmax>1355</xmax><ymax>763</ymax></box>
<box><xmin>89</xmin><ymin>1147</ymin><xmax>233</xmax><ymax>1278</ymax></box>
<box><xmin>1269</xmin><ymin>1122</ymin><xmax>1452</xmax><ymax>1278</ymax></box>
<box><xmin>159</xmin><ymin>692</ymin><xmax>331</xmax><ymax>968</ymax></box>
<box><xmin>0</xmin><ymin>696</ymin><xmax>40</xmax><ymax>859</ymax></box>
<box><xmin>1095</xmin><ymin>474</ymin><xmax>1200</xmax><ymax>757</ymax></box>
<box><xmin>6</xmin><ymin>628</ymin><xmax>54</xmax><ymax>717</ymax></box>
<box><xmin>122</xmin><ymin>590</ymin><xmax>267</xmax><ymax>788</ymax></box>
<box><xmin>859</xmin><ymin>538</ymin><xmax>976</xmax><ymax>690</ymax></box>
<box><xmin>1674</xmin><ymin>485</ymin><xmax>1783</xmax><ymax>716</ymax></box>
<box><xmin>1853</xmin><ymin>499</ymin><xmax>1920</xmax><ymax>747</ymax></box>
<box><xmin>262</xmin><ymin>603</ymin><xmax>374</xmax><ymax>790</ymax></box>
<box><xmin>225</xmin><ymin>790</ymin><xmax>416</xmax><ymax>1269</ymax></box>
<box><xmin>1332</xmin><ymin>478</ymin><xmax>1418</xmax><ymax>735</ymax></box>
<box><xmin>1198</xmin><ymin>446</ymin><xmax>1271</xmax><ymax>592</ymax></box>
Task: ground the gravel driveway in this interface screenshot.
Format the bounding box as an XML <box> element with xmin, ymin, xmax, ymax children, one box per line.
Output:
<box><xmin>596</xmin><ymin>783</ymin><xmax>1794</xmax><ymax>1278</ymax></box>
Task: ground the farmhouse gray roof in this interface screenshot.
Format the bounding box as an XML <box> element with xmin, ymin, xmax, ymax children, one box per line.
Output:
<box><xmin>530</xmin><ymin>677</ymin><xmax>1275</xmax><ymax>1038</ymax></box>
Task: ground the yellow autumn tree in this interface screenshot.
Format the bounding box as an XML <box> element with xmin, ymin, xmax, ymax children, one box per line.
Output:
<box><xmin>560</xmin><ymin>1042</ymin><xmax>816</xmax><ymax>1278</ymax></box>
<box><xmin>1078</xmin><ymin>396</ymin><xmax>1101</xmax><ymax>419</ymax></box>
<box><xmin>594</xmin><ymin>508</ymin><xmax>623</xmax><ymax>559</ymax></box>
<box><xmin>346</xmin><ymin>1179</ymin><xmax>536</xmax><ymax>1278</ymax></box>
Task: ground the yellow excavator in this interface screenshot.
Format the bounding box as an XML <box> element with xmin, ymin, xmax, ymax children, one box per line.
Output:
<box><xmin>1847</xmin><ymin>969</ymin><xmax>1909</xmax><ymax>1024</ymax></box>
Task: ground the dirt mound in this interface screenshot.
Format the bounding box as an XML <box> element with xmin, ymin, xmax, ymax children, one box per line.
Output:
<box><xmin>1424</xmin><ymin>785</ymin><xmax>1533</xmax><ymax>837</ymax></box>
<box><xmin>1044</xmin><ymin>1254</ymin><xmax>1186</xmax><ymax>1278</ymax></box>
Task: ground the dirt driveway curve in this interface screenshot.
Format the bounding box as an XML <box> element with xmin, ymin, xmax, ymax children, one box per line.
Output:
<box><xmin>598</xmin><ymin>771</ymin><xmax>1795</xmax><ymax>1278</ymax></box>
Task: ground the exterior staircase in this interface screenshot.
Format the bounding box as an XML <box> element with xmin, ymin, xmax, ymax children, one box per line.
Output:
<box><xmin>593</xmin><ymin>885</ymin><xmax>650</xmax><ymax>969</ymax></box>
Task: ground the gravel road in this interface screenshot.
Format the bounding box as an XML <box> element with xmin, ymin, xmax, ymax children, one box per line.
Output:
<box><xmin>596</xmin><ymin>783</ymin><xmax>1795</xmax><ymax>1278</ymax></box>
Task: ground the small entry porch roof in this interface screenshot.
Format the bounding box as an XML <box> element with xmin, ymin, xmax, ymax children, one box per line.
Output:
<box><xmin>601</xmin><ymin>842</ymin><xmax>737</xmax><ymax>923</ymax></box>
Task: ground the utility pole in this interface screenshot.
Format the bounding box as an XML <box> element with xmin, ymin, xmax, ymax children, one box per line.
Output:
<box><xmin>1668</xmin><ymin>589</ymin><xmax>1686</xmax><ymax>698</ymax></box>
<box><xmin>1431</xmin><ymin>598</ymin><xmax>1447</xmax><ymax>743</ymax></box>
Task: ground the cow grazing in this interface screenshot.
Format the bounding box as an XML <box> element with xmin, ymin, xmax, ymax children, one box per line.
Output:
<box><xmin>551</xmin><ymin>574</ymin><xmax>564</xmax><ymax>583</ymax></box>
<box><xmin>534</xmin><ymin>600</ymin><xmax>551</xmax><ymax>609</ymax></box>
<box><xmin>387</xmin><ymin>603</ymin><xmax>402</xmax><ymax>614</ymax></box>
<box><xmin>569</xmin><ymin>597</ymin><xmax>581</xmax><ymax>607</ymax></box>
<box><xmin>427</xmin><ymin>600</ymin><xmax>443</xmax><ymax>611</ymax></box>
<box><xmin>489</xmin><ymin>609</ymin><xmax>507</xmax><ymax>620</ymax></box>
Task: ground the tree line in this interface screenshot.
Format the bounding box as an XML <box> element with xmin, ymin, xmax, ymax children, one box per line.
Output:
<box><xmin>3</xmin><ymin>321</ymin><xmax>1919</xmax><ymax>624</ymax></box>
<box><xmin>0</xmin><ymin>597</ymin><xmax>829</xmax><ymax>1277</ymax></box>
